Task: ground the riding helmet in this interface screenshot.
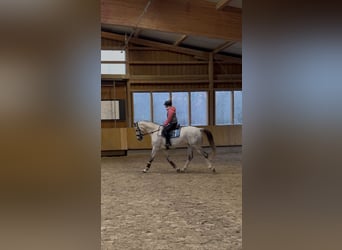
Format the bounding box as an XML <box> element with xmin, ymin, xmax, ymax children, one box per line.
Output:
<box><xmin>164</xmin><ymin>100</ymin><xmax>172</xmax><ymax>106</ymax></box>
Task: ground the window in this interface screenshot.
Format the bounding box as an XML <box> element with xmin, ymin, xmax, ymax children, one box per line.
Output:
<box><xmin>215</xmin><ymin>90</ymin><xmax>242</xmax><ymax>125</ymax></box>
<box><xmin>101</xmin><ymin>50</ymin><xmax>126</xmax><ymax>75</ymax></box>
<box><xmin>153</xmin><ymin>92</ymin><xmax>170</xmax><ymax>124</ymax></box>
<box><xmin>191</xmin><ymin>92</ymin><xmax>208</xmax><ymax>126</ymax></box>
<box><xmin>133</xmin><ymin>93</ymin><xmax>151</xmax><ymax>122</ymax></box>
<box><xmin>234</xmin><ymin>91</ymin><xmax>242</xmax><ymax>124</ymax></box>
<box><xmin>172</xmin><ymin>92</ymin><xmax>189</xmax><ymax>126</ymax></box>
<box><xmin>132</xmin><ymin>91</ymin><xmax>208</xmax><ymax>126</ymax></box>
<box><xmin>101</xmin><ymin>50</ymin><xmax>125</xmax><ymax>61</ymax></box>
<box><xmin>101</xmin><ymin>64</ymin><xmax>125</xmax><ymax>75</ymax></box>
<box><xmin>215</xmin><ymin>91</ymin><xmax>232</xmax><ymax>125</ymax></box>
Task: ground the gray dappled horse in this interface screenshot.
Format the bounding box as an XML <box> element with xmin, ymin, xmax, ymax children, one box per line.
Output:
<box><xmin>134</xmin><ymin>121</ymin><xmax>216</xmax><ymax>173</ymax></box>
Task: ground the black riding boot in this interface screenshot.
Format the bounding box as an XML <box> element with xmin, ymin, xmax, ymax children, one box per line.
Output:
<box><xmin>165</xmin><ymin>135</ymin><xmax>171</xmax><ymax>149</ymax></box>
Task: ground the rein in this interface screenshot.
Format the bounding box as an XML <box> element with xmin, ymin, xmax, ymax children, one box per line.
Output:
<box><xmin>136</xmin><ymin>122</ymin><xmax>161</xmax><ymax>137</ymax></box>
<box><xmin>141</xmin><ymin>128</ymin><xmax>160</xmax><ymax>136</ymax></box>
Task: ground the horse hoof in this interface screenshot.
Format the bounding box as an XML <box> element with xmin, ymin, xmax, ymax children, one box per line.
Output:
<box><xmin>176</xmin><ymin>169</ymin><xmax>180</xmax><ymax>173</ymax></box>
<box><xmin>142</xmin><ymin>169</ymin><xmax>147</xmax><ymax>173</ymax></box>
<box><xmin>212</xmin><ymin>168</ymin><xmax>216</xmax><ymax>173</ymax></box>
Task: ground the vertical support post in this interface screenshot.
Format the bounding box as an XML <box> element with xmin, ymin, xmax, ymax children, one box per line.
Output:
<box><xmin>208</xmin><ymin>53</ymin><xmax>214</xmax><ymax>126</ymax></box>
<box><xmin>113</xmin><ymin>80</ymin><xmax>117</xmax><ymax>128</ymax></box>
<box><xmin>126</xmin><ymin>46</ymin><xmax>132</xmax><ymax>127</ymax></box>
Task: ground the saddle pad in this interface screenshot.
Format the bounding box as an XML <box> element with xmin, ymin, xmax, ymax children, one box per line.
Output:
<box><xmin>170</xmin><ymin>128</ymin><xmax>181</xmax><ymax>138</ymax></box>
<box><xmin>158</xmin><ymin>127</ymin><xmax>182</xmax><ymax>137</ymax></box>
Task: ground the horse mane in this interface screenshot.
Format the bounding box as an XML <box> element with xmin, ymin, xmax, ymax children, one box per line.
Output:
<box><xmin>138</xmin><ymin>120</ymin><xmax>160</xmax><ymax>131</ymax></box>
<box><xmin>139</xmin><ymin>120</ymin><xmax>158</xmax><ymax>126</ymax></box>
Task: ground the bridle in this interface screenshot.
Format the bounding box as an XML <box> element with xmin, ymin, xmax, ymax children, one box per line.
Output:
<box><xmin>134</xmin><ymin>122</ymin><xmax>161</xmax><ymax>141</ymax></box>
<box><xmin>134</xmin><ymin>122</ymin><xmax>144</xmax><ymax>141</ymax></box>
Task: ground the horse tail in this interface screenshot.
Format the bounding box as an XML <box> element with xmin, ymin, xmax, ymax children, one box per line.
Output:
<box><xmin>201</xmin><ymin>129</ymin><xmax>216</xmax><ymax>158</ymax></box>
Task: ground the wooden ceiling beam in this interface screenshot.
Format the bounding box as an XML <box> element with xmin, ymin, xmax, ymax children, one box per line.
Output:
<box><xmin>216</xmin><ymin>0</ymin><xmax>232</xmax><ymax>10</ymax></box>
<box><xmin>133</xmin><ymin>28</ymin><xmax>142</xmax><ymax>37</ymax></box>
<box><xmin>102</xmin><ymin>31</ymin><xmax>241</xmax><ymax>64</ymax></box>
<box><xmin>214</xmin><ymin>53</ymin><xmax>241</xmax><ymax>63</ymax></box>
<box><xmin>101</xmin><ymin>0</ymin><xmax>241</xmax><ymax>41</ymax></box>
<box><xmin>173</xmin><ymin>34</ymin><xmax>187</xmax><ymax>46</ymax></box>
<box><xmin>102</xmin><ymin>31</ymin><xmax>209</xmax><ymax>59</ymax></box>
<box><xmin>213</xmin><ymin>41</ymin><xmax>235</xmax><ymax>54</ymax></box>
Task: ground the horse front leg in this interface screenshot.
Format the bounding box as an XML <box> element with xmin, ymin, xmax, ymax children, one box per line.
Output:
<box><xmin>143</xmin><ymin>158</ymin><xmax>153</xmax><ymax>173</ymax></box>
<box><xmin>143</xmin><ymin>146</ymin><xmax>158</xmax><ymax>173</ymax></box>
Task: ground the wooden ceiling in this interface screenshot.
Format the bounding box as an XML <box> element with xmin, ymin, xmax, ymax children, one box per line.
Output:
<box><xmin>101</xmin><ymin>0</ymin><xmax>242</xmax><ymax>59</ymax></box>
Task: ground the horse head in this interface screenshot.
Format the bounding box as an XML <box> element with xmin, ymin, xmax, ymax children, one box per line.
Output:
<box><xmin>133</xmin><ymin>122</ymin><xmax>144</xmax><ymax>141</ymax></box>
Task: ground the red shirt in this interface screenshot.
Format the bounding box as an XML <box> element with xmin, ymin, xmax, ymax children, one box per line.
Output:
<box><xmin>163</xmin><ymin>106</ymin><xmax>177</xmax><ymax>126</ymax></box>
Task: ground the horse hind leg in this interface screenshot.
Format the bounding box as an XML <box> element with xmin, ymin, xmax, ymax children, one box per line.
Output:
<box><xmin>180</xmin><ymin>146</ymin><xmax>193</xmax><ymax>172</ymax></box>
<box><xmin>194</xmin><ymin>145</ymin><xmax>215</xmax><ymax>172</ymax></box>
<box><xmin>162</xmin><ymin>150</ymin><xmax>178</xmax><ymax>170</ymax></box>
<box><xmin>166</xmin><ymin>156</ymin><xmax>177</xmax><ymax>169</ymax></box>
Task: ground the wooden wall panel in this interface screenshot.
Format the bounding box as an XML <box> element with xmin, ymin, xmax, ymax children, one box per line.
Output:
<box><xmin>101</xmin><ymin>84</ymin><xmax>127</xmax><ymax>99</ymax></box>
<box><xmin>214</xmin><ymin>63</ymin><xmax>242</xmax><ymax>75</ymax></box>
<box><xmin>129</xmin><ymin>49</ymin><xmax>195</xmax><ymax>61</ymax></box>
<box><xmin>102</xmin><ymin>38</ymin><xmax>124</xmax><ymax>49</ymax></box>
<box><xmin>101</xmin><ymin>121</ymin><xmax>127</xmax><ymax>128</ymax></box>
<box><xmin>127</xmin><ymin>128</ymin><xmax>152</xmax><ymax>149</ymax></box>
<box><xmin>130</xmin><ymin>83</ymin><xmax>209</xmax><ymax>91</ymax></box>
<box><xmin>101</xmin><ymin>81</ymin><xmax>128</xmax><ymax>128</ymax></box>
<box><xmin>209</xmin><ymin>125</ymin><xmax>242</xmax><ymax>146</ymax></box>
<box><xmin>101</xmin><ymin>128</ymin><xmax>128</xmax><ymax>150</ymax></box>
<box><xmin>129</xmin><ymin>65</ymin><xmax>208</xmax><ymax>75</ymax></box>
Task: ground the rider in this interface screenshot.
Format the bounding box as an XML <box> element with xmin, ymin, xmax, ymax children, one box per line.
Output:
<box><xmin>162</xmin><ymin>99</ymin><xmax>178</xmax><ymax>149</ymax></box>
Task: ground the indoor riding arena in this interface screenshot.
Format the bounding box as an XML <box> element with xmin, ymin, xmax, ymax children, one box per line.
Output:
<box><xmin>101</xmin><ymin>147</ymin><xmax>242</xmax><ymax>250</ymax></box>
<box><xmin>101</xmin><ymin>0</ymin><xmax>242</xmax><ymax>249</ymax></box>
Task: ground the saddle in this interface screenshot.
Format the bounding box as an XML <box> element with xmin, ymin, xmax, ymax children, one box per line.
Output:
<box><xmin>169</xmin><ymin>124</ymin><xmax>181</xmax><ymax>138</ymax></box>
<box><xmin>158</xmin><ymin>124</ymin><xmax>181</xmax><ymax>138</ymax></box>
